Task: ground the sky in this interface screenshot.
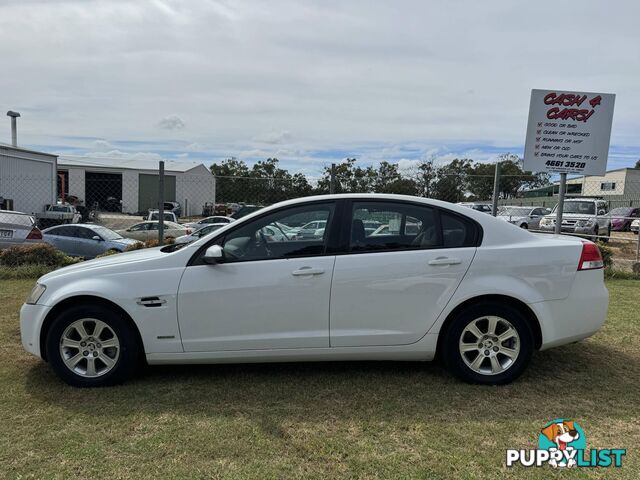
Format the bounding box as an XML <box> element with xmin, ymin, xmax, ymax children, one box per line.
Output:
<box><xmin>1</xmin><ymin>0</ymin><xmax>640</xmax><ymax>176</ymax></box>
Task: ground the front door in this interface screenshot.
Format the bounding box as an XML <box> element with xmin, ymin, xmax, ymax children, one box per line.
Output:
<box><xmin>330</xmin><ymin>201</ymin><xmax>477</xmax><ymax>347</ymax></box>
<box><xmin>177</xmin><ymin>202</ymin><xmax>337</xmax><ymax>351</ymax></box>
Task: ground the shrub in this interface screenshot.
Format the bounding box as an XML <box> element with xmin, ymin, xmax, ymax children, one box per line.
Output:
<box><xmin>595</xmin><ymin>241</ymin><xmax>613</xmax><ymax>270</ymax></box>
<box><xmin>124</xmin><ymin>238</ymin><xmax>174</xmax><ymax>252</ymax></box>
<box><xmin>0</xmin><ymin>243</ymin><xmax>80</xmax><ymax>268</ymax></box>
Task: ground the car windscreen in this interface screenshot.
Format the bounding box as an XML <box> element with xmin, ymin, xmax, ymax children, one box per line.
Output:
<box><xmin>558</xmin><ymin>202</ymin><xmax>595</xmax><ymax>215</ymax></box>
<box><xmin>610</xmin><ymin>207</ymin><xmax>632</xmax><ymax>216</ymax></box>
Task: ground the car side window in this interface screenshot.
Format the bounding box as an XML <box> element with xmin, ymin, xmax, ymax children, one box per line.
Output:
<box><xmin>75</xmin><ymin>227</ymin><xmax>96</xmax><ymax>239</ymax></box>
<box><xmin>221</xmin><ymin>203</ymin><xmax>334</xmax><ymax>262</ymax></box>
<box><xmin>48</xmin><ymin>226</ymin><xmax>70</xmax><ymax>236</ymax></box>
<box><xmin>441</xmin><ymin>211</ymin><xmax>476</xmax><ymax>248</ymax></box>
<box><xmin>350</xmin><ymin>202</ymin><xmax>438</xmax><ymax>252</ymax></box>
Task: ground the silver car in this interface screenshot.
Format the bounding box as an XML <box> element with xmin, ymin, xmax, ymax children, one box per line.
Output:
<box><xmin>0</xmin><ymin>210</ymin><xmax>43</xmax><ymax>249</ymax></box>
<box><xmin>497</xmin><ymin>206</ymin><xmax>550</xmax><ymax>230</ymax></box>
<box><xmin>539</xmin><ymin>198</ymin><xmax>612</xmax><ymax>241</ymax></box>
<box><xmin>174</xmin><ymin>223</ymin><xmax>228</xmax><ymax>245</ymax></box>
<box><xmin>42</xmin><ymin>224</ymin><xmax>140</xmax><ymax>259</ymax></box>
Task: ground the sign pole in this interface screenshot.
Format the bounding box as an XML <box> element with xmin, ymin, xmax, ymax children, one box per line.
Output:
<box><xmin>554</xmin><ymin>173</ymin><xmax>566</xmax><ymax>235</ymax></box>
<box><xmin>491</xmin><ymin>161</ymin><xmax>501</xmax><ymax>216</ymax></box>
<box><xmin>158</xmin><ymin>161</ymin><xmax>165</xmax><ymax>245</ymax></box>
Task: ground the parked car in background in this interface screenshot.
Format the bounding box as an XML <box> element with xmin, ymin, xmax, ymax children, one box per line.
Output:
<box><xmin>457</xmin><ymin>202</ymin><xmax>493</xmax><ymax>213</ymax></box>
<box><xmin>296</xmin><ymin>219</ymin><xmax>327</xmax><ymax>239</ymax></box>
<box><xmin>116</xmin><ymin>221</ymin><xmax>190</xmax><ymax>241</ymax></box>
<box><xmin>174</xmin><ymin>223</ymin><xmax>228</xmax><ymax>245</ymax></box>
<box><xmin>145</xmin><ymin>210</ymin><xmax>178</xmax><ymax>223</ymax></box>
<box><xmin>42</xmin><ymin>224</ymin><xmax>140</xmax><ymax>259</ymax></box>
<box><xmin>163</xmin><ymin>201</ymin><xmax>182</xmax><ymax>218</ymax></box>
<box><xmin>609</xmin><ymin>207</ymin><xmax>640</xmax><ymax>231</ymax></box>
<box><xmin>631</xmin><ymin>218</ymin><xmax>639</xmax><ymax>235</ymax></box>
<box><xmin>0</xmin><ymin>210</ymin><xmax>42</xmax><ymax>249</ymax></box>
<box><xmin>539</xmin><ymin>198</ymin><xmax>611</xmax><ymax>241</ymax></box>
<box><xmin>35</xmin><ymin>204</ymin><xmax>82</xmax><ymax>228</ymax></box>
<box><xmin>21</xmin><ymin>194</ymin><xmax>609</xmax><ymax>387</ymax></box>
<box><xmin>182</xmin><ymin>216</ymin><xmax>234</xmax><ymax>231</ymax></box>
<box><xmin>497</xmin><ymin>206</ymin><xmax>550</xmax><ymax>230</ymax></box>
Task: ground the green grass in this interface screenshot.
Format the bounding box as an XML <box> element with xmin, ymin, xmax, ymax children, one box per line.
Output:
<box><xmin>1</xmin><ymin>280</ymin><xmax>638</xmax><ymax>479</ymax></box>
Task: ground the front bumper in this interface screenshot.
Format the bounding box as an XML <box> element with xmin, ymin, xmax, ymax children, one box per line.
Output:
<box><xmin>20</xmin><ymin>303</ymin><xmax>52</xmax><ymax>359</ymax></box>
<box><xmin>529</xmin><ymin>269</ymin><xmax>608</xmax><ymax>350</ymax></box>
<box><xmin>539</xmin><ymin>224</ymin><xmax>596</xmax><ymax>235</ymax></box>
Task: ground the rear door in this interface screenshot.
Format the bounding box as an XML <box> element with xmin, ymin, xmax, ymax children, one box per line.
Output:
<box><xmin>329</xmin><ymin>200</ymin><xmax>478</xmax><ymax>347</ymax></box>
<box><xmin>45</xmin><ymin>225</ymin><xmax>81</xmax><ymax>256</ymax></box>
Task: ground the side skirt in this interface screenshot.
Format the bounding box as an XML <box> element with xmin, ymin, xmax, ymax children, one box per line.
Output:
<box><xmin>146</xmin><ymin>333</ymin><xmax>438</xmax><ymax>365</ymax></box>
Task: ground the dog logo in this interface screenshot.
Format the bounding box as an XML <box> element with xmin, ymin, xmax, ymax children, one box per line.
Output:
<box><xmin>538</xmin><ymin>420</ymin><xmax>585</xmax><ymax>468</ymax></box>
<box><xmin>506</xmin><ymin>418</ymin><xmax>625</xmax><ymax>468</ymax></box>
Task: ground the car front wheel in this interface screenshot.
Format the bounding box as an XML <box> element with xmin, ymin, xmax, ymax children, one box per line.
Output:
<box><xmin>441</xmin><ymin>303</ymin><xmax>534</xmax><ymax>385</ymax></box>
<box><xmin>45</xmin><ymin>305</ymin><xmax>139</xmax><ymax>387</ymax></box>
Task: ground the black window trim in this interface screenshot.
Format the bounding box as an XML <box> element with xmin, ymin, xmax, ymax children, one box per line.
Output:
<box><xmin>188</xmin><ymin>199</ymin><xmax>342</xmax><ymax>266</ymax></box>
<box><xmin>337</xmin><ymin>198</ymin><xmax>483</xmax><ymax>256</ymax></box>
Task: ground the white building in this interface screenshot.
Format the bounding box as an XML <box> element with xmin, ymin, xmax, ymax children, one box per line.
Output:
<box><xmin>0</xmin><ymin>143</ymin><xmax>58</xmax><ymax>214</ymax></box>
<box><xmin>58</xmin><ymin>156</ymin><xmax>215</xmax><ymax>215</ymax></box>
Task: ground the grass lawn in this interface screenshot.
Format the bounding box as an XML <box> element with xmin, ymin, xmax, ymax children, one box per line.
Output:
<box><xmin>1</xmin><ymin>279</ymin><xmax>638</xmax><ymax>479</ymax></box>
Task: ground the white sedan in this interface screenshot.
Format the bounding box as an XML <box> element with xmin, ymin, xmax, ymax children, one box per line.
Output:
<box><xmin>116</xmin><ymin>221</ymin><xmax>190</xmax><ymax>241</ymax></box>
<box><xmin>20</xmin><ymin>194</ymin><xmax>608</xmax><ymax>387</ymax></box>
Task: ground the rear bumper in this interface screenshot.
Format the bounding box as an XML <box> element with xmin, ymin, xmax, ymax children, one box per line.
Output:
<box><xmin>529</xmin><ymin>269</ymin><xmax>608</xmax><ymax>350</ymax></box>
<box><xmin>20</xmin><ymin>303</ymin><xmax>52</xmax><ymax>359</ymax></box>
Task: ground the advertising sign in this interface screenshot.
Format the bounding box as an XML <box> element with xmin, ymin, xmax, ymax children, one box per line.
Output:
<box><xmin>523</xmin><ymin>89</ymin><xmax>615</xmax><ymax>176</ymax></box>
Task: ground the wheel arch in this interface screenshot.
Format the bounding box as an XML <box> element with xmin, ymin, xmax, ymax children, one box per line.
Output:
<box><xmin>39</xmin><ymin>295</ymin><xmax>145</xmax><ymax>362</ymax></box>
<box><xmin>435</xmin><ymin>294</ymin><xmax>542</xmax><ymax>357</ymax></box>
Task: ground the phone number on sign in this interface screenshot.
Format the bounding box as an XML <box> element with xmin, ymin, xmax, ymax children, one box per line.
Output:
<box><xmin>545</xmin><ymin>160</ymin><xmax>587</xmax><ymax>169</ymax></box>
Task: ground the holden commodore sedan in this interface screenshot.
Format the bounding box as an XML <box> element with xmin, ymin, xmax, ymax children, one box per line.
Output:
<box><xmin>20</xmin><ymin>194</ymin><xmax>608</xmax><ymax>387</ymax></box>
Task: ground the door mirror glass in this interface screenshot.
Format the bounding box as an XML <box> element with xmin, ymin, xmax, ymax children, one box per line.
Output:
<box><xmin>203</xmin><ymin>244</ymin><xmax>224</xmax><ymax>264</ymax></box>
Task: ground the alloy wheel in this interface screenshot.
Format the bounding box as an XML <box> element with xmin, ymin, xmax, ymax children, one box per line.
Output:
<box><xmin>59</xmin><ymin>318</ymin><xmax>120</xmax><ymax>378</ymax></box>
<box><xmin>458</xmin><ymin>316</ymin><xmax>520</xmax><ymax>375</ymax></box>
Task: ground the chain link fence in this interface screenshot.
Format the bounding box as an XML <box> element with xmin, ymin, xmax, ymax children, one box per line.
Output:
<box><xmin>1</xmin><ymin>157</ymin><xmax>639</xmax><ymax>269</ymax></box>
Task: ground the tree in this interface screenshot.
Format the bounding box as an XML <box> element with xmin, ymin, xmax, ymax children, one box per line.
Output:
<box><xmin>635</xmin><ymin>159</ymin><xmax>640</xmax><ymax>169</ymax></box>
<box><xmin>414</xmin><ymin>158</ymin><xmax>438</xmax><ymax>198</ymax></box>
<box><xmin>432</xmin><ymin>158</ymin><xmax>472</xmax><ymax>203</ymax></box>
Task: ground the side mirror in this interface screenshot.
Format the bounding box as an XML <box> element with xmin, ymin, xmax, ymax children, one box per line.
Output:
<box><xmin>203</xmin><ymin>244</ymin><xmax>224</xmax><ymax>264</ymax></box>
<box><xmin>92</xmin><ymin>235</ymin><xmax>102</xmax><ymax>241</ymax></box>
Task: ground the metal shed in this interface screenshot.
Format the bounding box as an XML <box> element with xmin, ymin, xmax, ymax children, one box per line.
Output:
<box><xmin>0</xmin><ymin>143</ymin><xmax>57</xmax><ymax>214</ymax></box>
<box><xmin>57</xmin><ymin>156</ymin><xmax>215</xmax><ymax>215</ymax></box>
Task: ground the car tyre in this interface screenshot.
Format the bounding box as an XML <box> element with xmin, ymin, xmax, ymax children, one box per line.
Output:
<box><xmin>441</xmin><ymin>302</ymin><xmax>534</xmax><ymax>385</ymax></box>
<box><xmin>520</xmin><ymin>223</ymin><xmax>528</xmax><ymax>230</ymax></box>
<box><xmin>45</xmin><ymin>305</ymin><xmax>139</xmax><ymax>387</ymax></box>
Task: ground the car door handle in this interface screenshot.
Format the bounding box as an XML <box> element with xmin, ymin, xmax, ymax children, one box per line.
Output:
<box><xmin>428</xmin><ymin>257</ymin><xmax>462</xmax><ymax>266</ymax></box>
<box><xmin>291</xmin><ymin>267</ymin><xmax>325</xmax><ymax>276</ymax></box>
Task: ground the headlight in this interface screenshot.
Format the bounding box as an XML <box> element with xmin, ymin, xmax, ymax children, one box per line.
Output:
<box><xmin>576</xmin><ymin>219</ymin><xmax>595</xmax><ymax>227</ymax></box>
<box><xmin>26</xmin><ymin>283</ymin><xmax>46</xmax><ymax>305</ymax></box>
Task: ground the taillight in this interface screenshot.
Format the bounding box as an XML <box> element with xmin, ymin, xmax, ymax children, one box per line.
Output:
<box><xmin>26</xmin><ymin>227</ymin><xmax>42</xmax><ymax>240</ymax></box>
<box><xmin>578</xmin><ymin>241</ymin><xmax>604</xmax><ymax>271</ymax></box>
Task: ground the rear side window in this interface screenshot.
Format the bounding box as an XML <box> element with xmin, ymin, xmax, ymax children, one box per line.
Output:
<box><xmin>349</xmin><ymin>202</ymin><xmax>479</xmax><ymax>253</ymax></box>
<box><xmin>441</xmin><ymin>211</ymin><xmax>477</xmax><ymax>247</ymax></box>
<box><xmin>350</xmin><ymin>202</ymin><xmax>438</xmax><ymax>252</ymax></box>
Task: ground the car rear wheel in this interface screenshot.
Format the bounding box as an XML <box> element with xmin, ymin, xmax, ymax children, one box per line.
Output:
<box><xmin>45</xmin><ymin>305</ymin><xmax>139</xmax><ymax>387</ymax></box>
<box><xmin>441</xmin><ymin>302</ymin><xmax>534</xmax><ymax>385</ymax></box>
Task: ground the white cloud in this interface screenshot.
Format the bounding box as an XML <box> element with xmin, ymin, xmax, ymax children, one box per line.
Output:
<box><xmin>2</xmin><ymin>0</ymin><xmax>639</xmax><ymax>173</ymax></box>
<box><xmin>254</xmin><ymin>130</ymin><xmax>292</xmax><ymax>145</ymax></box>
<box><xmin>157</xmin><ymin>115</ymin><xmax>185</xmax><ymax>130</ymax></box>
<box><xmin>93</xmin><ymin>139</ymin><xmax>113</xmax><ymax>150</ymax></box>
